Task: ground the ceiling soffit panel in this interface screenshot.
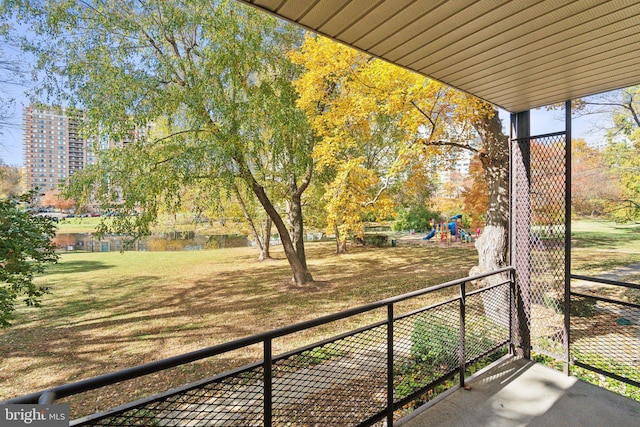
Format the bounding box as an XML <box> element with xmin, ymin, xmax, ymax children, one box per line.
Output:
<box><xmin>423</xmin><ymin>1</ymin><xmax>639</xmax><ymax>81</ymax></box>
<box><xmin>474</xmin><ymin>40</ymin><xmax>640</xmax><ymax>101</ymax></box>
<box><xmin>239</xmin><ymin>0</ymin><xmax>640</xmax><ymax>113</ymax></box>
<box><xmin>442</xmin><ymin>11</ymin><xmax>640</xmax><ymax>88</ymax></box>
<box><xmin>390</xmin><ymin>0</ymin><xmax>550</xmax><ymax>67</ymax></box>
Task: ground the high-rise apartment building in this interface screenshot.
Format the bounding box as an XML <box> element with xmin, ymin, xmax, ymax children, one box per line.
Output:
<box><xmin>22</xmin><ymin>105</ymin><xmax>95</xmax><ymax>194</ymax></box>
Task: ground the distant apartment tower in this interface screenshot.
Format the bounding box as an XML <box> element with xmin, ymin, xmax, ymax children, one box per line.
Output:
<box><xmin>22</xmin><ymin>105</ymin><xmax>95</xmax><ymax>194</ymax></box>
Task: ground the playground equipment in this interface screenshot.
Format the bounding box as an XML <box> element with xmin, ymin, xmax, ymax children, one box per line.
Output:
<box><xmin>423</xmin><ymin>215</ymin><xmax>473</xmax><ymax>243</ymax></box>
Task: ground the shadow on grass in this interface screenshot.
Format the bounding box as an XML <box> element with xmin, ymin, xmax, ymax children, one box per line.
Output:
<box><xmin>571</xmin><ymin>232</ymin><xmax>640</xmax><ymax>249</ymax></box>
<box><xmin>0</xmin><ymin>242</ymin><xmax>481</xmax><ymax>408</ymax></box>
<box><xmin>47</xmin><ymin>260</ymin><xmax>115</xmax><ymax>274</ymax></box>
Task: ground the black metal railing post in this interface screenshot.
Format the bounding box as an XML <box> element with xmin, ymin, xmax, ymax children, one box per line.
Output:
<box><xmin>387</xmin><ymin>303</ymin><xmax>394</xmax><ymax>426</ymax></box>
<box><xmin>264</xmin><ymin>338</ymin><xmax>272</xmax><ymax>427</ymax></box>
<box><xmin>459</xmin><ymin>281</ymin><xmax>466</xmax><ymax>388</ymax></box>
<box><xmin>564</xmin><ymin>99</ymin><xmax>572</xmax><ymax>376</ymax></box>
<box><xmin>509</xmin><ymin>269</ymin><xmax>515</xmax><ymax>355</ymax></box>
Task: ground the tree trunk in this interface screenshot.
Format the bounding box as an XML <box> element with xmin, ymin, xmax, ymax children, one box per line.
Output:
<box><xmin>247</xmin><ymin>175</ymin><xmax>313</xmax><ymax>285</ymax></box>
<box><xmin>469</xmin><ymin>108</ymin><xmax>510</xmax><ymax>326</ymax></box>
<box><xmin>234</xmin><ymin>150</ymin><xmax>313</xmax><ymax>285</ymax></box>
<box><xmin>334</xmin><ymin>224</ymin><xmax>348</xmax><ymax>254</ymax></box>
<box><xmin>261</xmin><ymin>217</ymin><xmax>272</xmax><ymax>260</ymax></box>
<box><xmin>234</xmin><ymin>184</ymin><xmax>269</xmax><ymax>261</ymax></box>
<box><xmin>289</xmin><ymin>192</ymin><xmax>308</xmax><ymax>269</ymax></box>
<box><xmin>469</xmin><ymin>108</ymin><xmax>510</xmax><ymax>282</ymax></box>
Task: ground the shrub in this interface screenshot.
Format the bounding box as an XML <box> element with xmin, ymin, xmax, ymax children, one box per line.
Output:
<box><xmin>363</xmin><ymin>234</ymin><xmax>389</xmax><ymax>247</ymax></box>
<box><xmin>410</xmin><ymin>314</ymin><xmax>460</xmax><ymax>370</ymax></box>
<box><xmin>392</xmin><ymin>206</ymin><xmax>439</xmax><ymax>232</ymax></box>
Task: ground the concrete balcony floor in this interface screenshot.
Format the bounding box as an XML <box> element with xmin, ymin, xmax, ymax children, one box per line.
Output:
<box><xmin>398</xmin><ymin>356</ymin><xmax>640</xmax><ymax>427</ymax></box>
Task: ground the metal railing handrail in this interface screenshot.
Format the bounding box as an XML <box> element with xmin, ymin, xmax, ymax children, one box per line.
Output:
<box><xmin>2</xmin><ymin>266</ymin><xmax>513</xmax><ymax>406</ymax></box>
<box><xmin>569</xmin><ymin>273</ymin><xmax>640</xmax><ymax>389</ymax></box>
<box><xmin>570</xmin><ymin>273</ymin><xmax>640</xmax><ymax>290</ymax></box>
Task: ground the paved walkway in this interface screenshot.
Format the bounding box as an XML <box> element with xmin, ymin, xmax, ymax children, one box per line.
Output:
<box><xmin>398</xmin><ymin>356</ymin><xmax>640</xmax><ymax>427</ymax></box>
<box><xmin>573</xmin><ymin>263</ymin><xmax>640</xmax><ymax>287</ymax></box>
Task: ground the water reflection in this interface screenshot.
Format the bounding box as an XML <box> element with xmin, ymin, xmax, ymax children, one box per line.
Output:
<box><xmin>54</xmin><ymin>232</ymin><xmax>253</xmax><ymax>252</ymax></box>
<box><xmin>54</xmin><ymin>231</ymin><xmax>325</xmax><ymax>252</ymax></box>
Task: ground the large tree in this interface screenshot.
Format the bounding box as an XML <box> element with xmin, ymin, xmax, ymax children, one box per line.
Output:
<box><xmin>574</xmin><ymin>87</ymin><xmax>640</xmax><ymax>221</ymax></box>
<box><xmin>10</xmin><ymin>0</ymin><xmax>316</xmax><ymax>284</ymax></box>
<box><xmin>293</xmin><ymin>36</ymin><xmax>509</xmax><ymax>274</ymax></box>
<box><xmin>292</xmin><ymin>36</ymin><xmax>439</xmax><ymax>253</ymax></box>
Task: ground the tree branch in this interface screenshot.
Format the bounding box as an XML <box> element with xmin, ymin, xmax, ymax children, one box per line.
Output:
<box><xmin>361</xmin><ymin>176</ymin><xmax>389</xmax><ymax>208</ymax></box>
<box><xmin>294</xmin><ymin>160</ymin><xmax>313</xmax><ymax>198</ymax></box>
<box><xmin>417</xmin><ymin>138</ymin><xmax>479</xmax><ymax>153</ymax></box>
<box><xmin>410</xmin><ymin>100</ymin><xmax>436</xmax><ymax>135</ymax></box>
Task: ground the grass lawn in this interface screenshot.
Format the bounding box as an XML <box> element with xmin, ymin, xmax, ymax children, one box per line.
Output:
<box><xmin>2</xmin><ymin>218</ymin><xmax>637</xmax><ymax>417</ymax></box>
<box><xmin>571</xmin><ymin>219</ymin><xmax>640</xmax><ymax>276</ymax></box>
<box><xmin>0</xmin><ymin>240</ymin><xmax>478</xmax><ymax>417</ymax></box>
<box><xmin>56</xmin><ymin>217</ymin><xmax>105</xmax><ymax>233</ymax></box>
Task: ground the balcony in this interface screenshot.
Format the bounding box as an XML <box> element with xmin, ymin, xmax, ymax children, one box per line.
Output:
<box><xmin>399</xmin><ymin>356</ymin><xmax>639</xmax><ymax>427</ymax></box>
<box><xmin>4</xmin><ymin>267</ymin><xmax>638</xmax><ymax>426</ymax></box>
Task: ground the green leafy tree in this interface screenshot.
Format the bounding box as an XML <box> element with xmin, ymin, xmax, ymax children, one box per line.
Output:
<box><xmin>0</xmin><ymin>192</ymin><xmax>58</xmax><ymax>327</ymax></box>
<box><xmin>9</xmin><ymin>0</ymin><xmax>316</xmax><ymax>284</ymax></box>
<box><xmin>604</xmin><ymin>140</ymin><xmax>640</xmax><ymax>222</ymax></box>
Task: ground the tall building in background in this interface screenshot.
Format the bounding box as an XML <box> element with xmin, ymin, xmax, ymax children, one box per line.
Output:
<box><xmin>22</xmin><ymin>105</ymin><xmax>95</xmax><ymax>194</ymax></box>
<box><xmin>23</xmin><ymin>104</ymin><xmax>150</xmax><ymax>196</ymax></box>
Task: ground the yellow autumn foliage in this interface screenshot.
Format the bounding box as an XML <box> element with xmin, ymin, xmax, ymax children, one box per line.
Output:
<box><xmin>292</xmin><ymin>34</ymin><xmax>494</xmax><ymax>246</ymax></box>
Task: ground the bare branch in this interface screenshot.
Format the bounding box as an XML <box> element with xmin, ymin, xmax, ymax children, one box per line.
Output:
<box><xmin>361</xmin><ymin>176</ymin><xmax>389</xmax><ymax>208</ymax></box>
<box><xmin>417</xmin><ymin>138</ymin><xmax>479</xmax><ymax>153</ymax></box>
<box><xmin>410</xmin><ymin>100</ymin><xmax>436</xmax><ymax>135</ymax></box>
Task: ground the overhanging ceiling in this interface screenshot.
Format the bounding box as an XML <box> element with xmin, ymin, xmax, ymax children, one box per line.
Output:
<box><xmin>239</xmin><ymin>0</ymin><xmax>640</xmax><ymax>113</ymax></box>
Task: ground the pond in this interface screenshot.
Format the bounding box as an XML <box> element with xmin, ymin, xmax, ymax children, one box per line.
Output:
<box><xmin>54</xmin><ymin>231</ymin><xmax>254</xmax><ymax>252</ymax></box>
<box><xmin>53</xmin><ymin>231</ymin><xmax>325</xmax><ymax>252</ymax></box>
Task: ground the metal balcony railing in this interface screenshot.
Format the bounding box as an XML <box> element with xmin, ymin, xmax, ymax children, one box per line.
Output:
<box><xmin>570</xmin><ymin>274</ymin><xmax>640</xmax><ymax>389</ymax></box>
<box><xmin>3</xmin><ymin>268</ymin><xmax>514</xmax><ymax>426</ymax></box>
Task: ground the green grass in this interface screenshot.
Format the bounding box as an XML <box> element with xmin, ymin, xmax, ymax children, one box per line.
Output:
<box><xmin>56</xmin><ymin>215</ymin><xmax>250</xmax><ymax>235</ymax></box>
<box><xmin>4</xmin><ymin>217</ymin><xmax>639</xmax><ymax>417</ymax></box>
<box><xmin>0</xmin><ymin>241</ymin><xmax>478</xmax><ymax>417</ymax></box>
<box><xmin>56</xmin><ymin>217</ymin><xmax>105</xmax><ymax>233</ymax></box>
<box><xmin>571</xmin><ymin>219</ymin><xmax>640</xmax><ymax>276</ymax></box>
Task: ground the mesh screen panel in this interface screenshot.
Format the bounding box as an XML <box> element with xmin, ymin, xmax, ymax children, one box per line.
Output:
<box><xmin>75</xmin><ymin>367</ymin><xmax>265</xmax><ymax>426</ymax></box>
<box><xmin>393</xmin><ymin>303</ymin><xmax>460</xmax><ymax>401</ymax></box>
<box><xmin>466</xmin><ymin>284</ymin><xmax>510</xmax><ymax>362</ymax></box>
<box><xmin>272</xmin><ymin>325</ymin><xmax>387</xmax><ymax>425</ymax></box>
<box><xmin>571</xmin><ymin>294</ymin><xmax>640</xmax><ymax>386</ymax></box>
<box><xmin>512</xmin><ymin>133</ymin><xmax>567</xmax><ymax>358</ymax></box>
<box><xmin>66</xmin><ymin>274</ymin><xmax>512</xmax><ymax>426</ymax></box>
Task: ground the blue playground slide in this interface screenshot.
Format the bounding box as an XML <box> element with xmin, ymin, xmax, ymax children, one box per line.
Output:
<box><xmin>447</xmin><ymin>221</ymin><xmax>457</xmax><ymax>235</ymax></box>
<box><xmin>423</xmin><ymin>223</ymin><xmax>473</xmax><ymax>242</ymax></box>
<box><xmin>423</xmin><ymin>229</ymin><xmax>436</xmax><ymax>240</ymax></box>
